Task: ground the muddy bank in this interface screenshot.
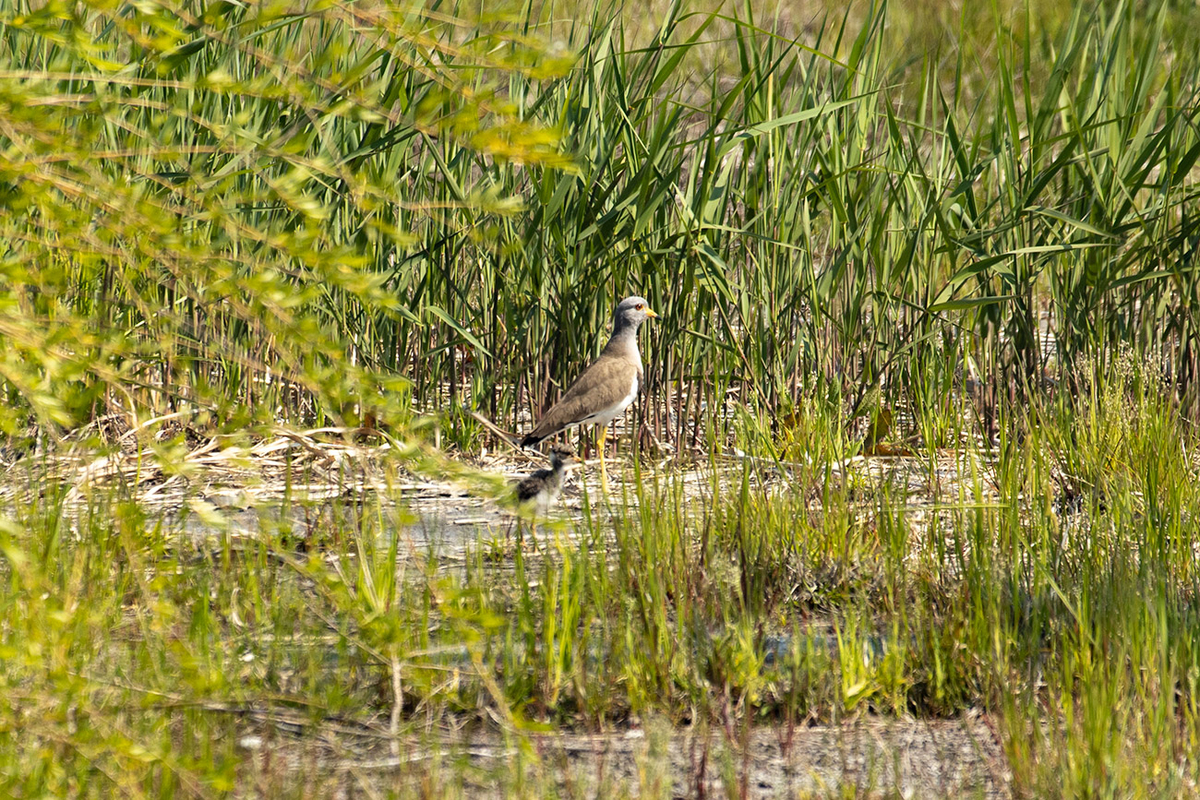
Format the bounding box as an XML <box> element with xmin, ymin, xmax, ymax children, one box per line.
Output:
<box><xmin>237</xmin><ymin>714</ymin><xmax>1007</xmax><ymax>798</ymax></box>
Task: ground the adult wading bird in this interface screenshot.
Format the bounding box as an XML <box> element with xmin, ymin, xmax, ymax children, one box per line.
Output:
<box><xmin>521</xmin><ymin>296</ymin><xmax>658</xmax><ymax>487</ymax></box>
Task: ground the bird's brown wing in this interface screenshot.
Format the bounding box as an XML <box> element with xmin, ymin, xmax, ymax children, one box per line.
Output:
<box><xmin>521</xmin><ymin>356</ymin><xmax>639</xmax><ymax>446</ymax></box>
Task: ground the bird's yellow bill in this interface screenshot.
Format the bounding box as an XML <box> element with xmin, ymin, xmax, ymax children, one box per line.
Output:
<box><xmin>646</xmin><ymin>308</ymin><xmax>660</xmax><ymax>318</ymax></box>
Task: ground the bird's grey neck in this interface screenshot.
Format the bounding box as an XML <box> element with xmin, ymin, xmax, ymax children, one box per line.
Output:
<box><xmin>603</xmin><ymin>324</ymin><xmax>642</xmax><ymax>365</ymax></box>
<box><xmin>611</xmin><ymin>317</ymin><xmax>640</xmax><ymax>338</ymax></box>
<box><xmin>606</xmin><ymin>322</ymin><xmax>641</xmax><ymax>348</ymax></box>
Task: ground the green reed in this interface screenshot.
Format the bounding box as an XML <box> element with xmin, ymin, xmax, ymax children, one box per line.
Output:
<box><xmin>2</xmin><ymin>0</ymin><xmax>1199</xmax><ymax>445</ymax></box>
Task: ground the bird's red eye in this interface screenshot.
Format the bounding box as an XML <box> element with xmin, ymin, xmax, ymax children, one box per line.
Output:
<box><xmin>636</xmin><ymin>303</ymin><xmax>643</xmax><ymax>310</ymax></box>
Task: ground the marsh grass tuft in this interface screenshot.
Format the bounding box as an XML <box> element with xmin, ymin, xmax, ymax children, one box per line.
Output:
<box><xmin>8</xmin><ymin>354</ymin><xmax>1200</xmax><ymax>793</ymax></box>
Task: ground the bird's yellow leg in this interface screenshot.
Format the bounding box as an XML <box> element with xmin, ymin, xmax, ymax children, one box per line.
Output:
<box><xmin>598</xmin><ymin>425</ymin><xmax>609</xmax><ymax>491</ymax></box>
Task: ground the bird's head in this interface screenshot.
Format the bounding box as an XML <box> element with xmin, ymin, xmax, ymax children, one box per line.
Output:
<box><xmin>614</xmin><ymin>296</ymin><xmax>659</xmax><ymax>331</ymax></box>
<box><xmin>548</xmin><ymin>443</ymin><xmax>580</xmax><ymax>470</ymax></box>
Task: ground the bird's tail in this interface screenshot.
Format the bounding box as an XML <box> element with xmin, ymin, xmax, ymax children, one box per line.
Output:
<box><xmin>468</xmin><ymin>410</ymin><xmax>524</xmax><ymax>451</ymax></box>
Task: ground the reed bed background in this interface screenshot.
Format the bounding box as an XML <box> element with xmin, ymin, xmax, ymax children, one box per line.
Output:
<box><xmin>3</xmin><ymin>0</ymin><xmax>1200</xmax><ymax>796</ymax></box>
<box><xmin>2</xmin><ymin>0</ymin><xmax>1198</xmax><ymax>443</ymax></box>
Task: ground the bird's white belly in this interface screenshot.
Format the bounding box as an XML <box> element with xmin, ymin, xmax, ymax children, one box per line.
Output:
<box><xmin>580</xmin><ymin>374</ymin><xmax>638</xmax><ymax>427</ymax></box>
